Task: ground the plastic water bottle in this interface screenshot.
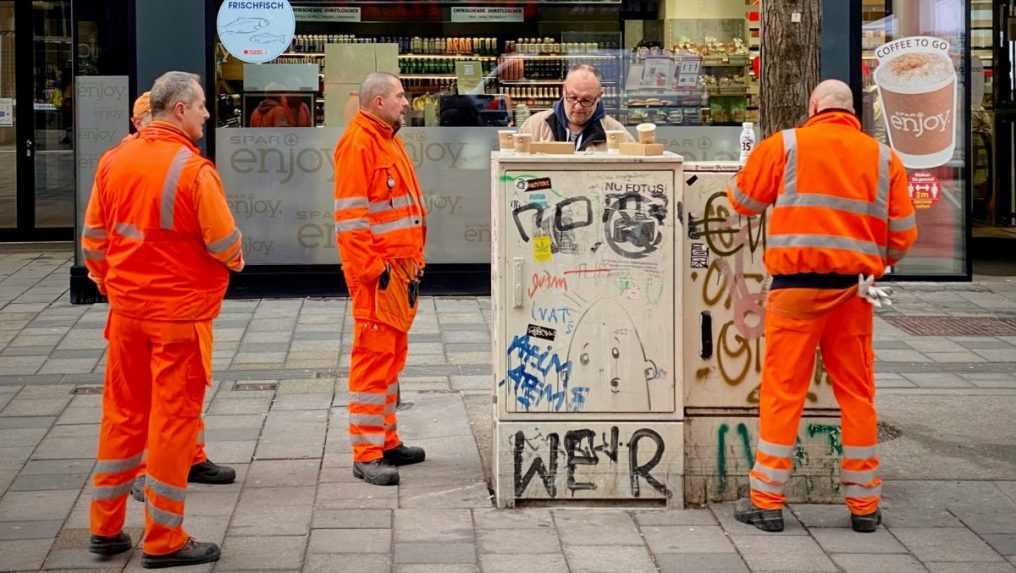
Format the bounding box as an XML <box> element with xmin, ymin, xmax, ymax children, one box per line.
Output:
<box><xmin>739</xmin><ymin>122</ymin><xmax>756</xmax><ymax>165</ymax></box>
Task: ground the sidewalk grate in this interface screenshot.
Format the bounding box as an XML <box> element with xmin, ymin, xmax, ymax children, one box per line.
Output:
<box><xmin>881</xmin><ymin>315</ymin><xmax>1016</xmax><ymax>336</ymax></box>
<box><xmin>72</xmin><ymin>385</ymin><xmax>103</xmax><ymax>395</ymax></box>
<box><xmin>232</xmin><ymin>382</ymin><xmax>278</xmax><ymax>391</ymax></box>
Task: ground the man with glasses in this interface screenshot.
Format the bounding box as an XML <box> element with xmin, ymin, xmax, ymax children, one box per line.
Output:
<box><xmin>519</xmin><ymin>64</ymin><xmax>632</xmax><ymax>151</ymax></box>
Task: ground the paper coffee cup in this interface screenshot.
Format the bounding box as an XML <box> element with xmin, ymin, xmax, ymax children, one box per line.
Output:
<box><xmin>498</xmin><ymin>130</ymin><xmax>516</xmax><ymax>151</ymax></box>
<box><xmin>513</xmin><ymin>133</ymin><xmax>532</xmax><ymax>153</ymax></box>
<box><xmin>873</xmin><ymin>37</ymin><xmax>957</xmax><ymax>169</ymax></box>
<box><xmin>606</xmin><ymin>130</ymin><xmax>626</xmax><ymax>153</ymax></box>
<box><xmin>636</xmin><ymin>123</ymin><xmax>656</xmax><ymax>144</ymax></box>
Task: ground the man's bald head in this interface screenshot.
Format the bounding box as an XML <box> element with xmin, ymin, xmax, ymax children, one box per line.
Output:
<box><xmin>359</xmin><ymin>72</ymin><xmax>399</xmax><ymax>108</ymax></box>
<box><xmin>562</xmin><ymin>65</ymin><xmax>603</xmax><ymax>129</ymax></box>
<box><xmin>809</xmin><ymin>80</ymin><xmax>855</xmax><ymax>117</ymax></box>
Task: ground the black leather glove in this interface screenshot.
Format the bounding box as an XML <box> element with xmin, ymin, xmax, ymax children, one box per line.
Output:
<box><xmin>378</xmin><ymin>264</ymin><xmax>391</xmax><ymax>290</ymax></box>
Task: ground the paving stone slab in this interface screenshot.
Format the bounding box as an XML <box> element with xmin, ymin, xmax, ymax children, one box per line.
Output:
<box><xmin>0</xmin><ymin>489</ymin><xmax>80</xmax><ymax>521</ymax></box>
<box><xmin>654</xmin><ymin>553</ymin><xmax>750</xmax><ymax>573</ymax></box>
<box><xmin>892</xmin><ymin>527</ymin><xmax>1005</xmax><ymax>562</ymax></box>
<box><xmin>0</xmin><ymin>538</ymin><xmax>55</xmax><ymax>570</ymax></box>
<box><xmin>394</xmin><ymin>543</ymin><xmax>476</xmax><ymax>564</ymax></box>
<box><xmin>552</xmin><ymin>510</ymin><xmax>644</xmax><ymax>546</ymax></box>
<box><xmin>925</xmin><ymin>563</ymin><xmax>1016</xmax><ymax>573</ymax></box>
<box><xmin>231</xmin><ymin>486</ymin><xmax>315</xmax><ymax>536</ymax></box>
<box><xmin>308</xmin><ymin>528</ymin><xmax>391</xmax><ymax>554</ymax></box>
<box><xmin>312</xmin><ymin>509</ymin><xmax>391</xmax><ymax>530</ymax></box>
<box><xmin>10</xmin><ymin>471</ymin><xmax>90</xmax><ymax>492</ymax></box>
<box><xmin>733</xmin><ymin>535</ymin><xmax>839</xmax><ymax>571</ymax></box>
<box><xmin>985</xmin><ymin>534</ymin><xmax>1016</xmax><ymax>556</ymax></box>
<box><xmin>218</xmin><ymin>535</ymin><xmax>308</xmax><ymax>570</ymax></box>
<box><xmin>831</xmin><ymin>553</ymin><xmax>929</xmax><ymax>573</ymax></box>
<box><xmin>562</xmin><ymin>545</ymin><xmax>657</xmax><ymax>573</ymax></box>
<box><xmin>394</xmin><ymin>509</ymin><xmax>473</xmax><ymax>543</ymax></box>
<box><xmin>631</xmin><ymin>509</ymin><xmax>717</xmax><ymax>527</ymax></box>
<box><xmin>477</xmin><ymin>528</ymin><xmax>561</xmax><ymax>554</ymax></box>
<box><xmin>640</xmin><ymin>525</ymin><xmax>736</xmax><ymax>554</ymax></box>
<box><xmin>0</xmin><ymin>519</ymin><xmax>63</xmax><ymax>540</ymax></box>
<box><xmin>811</xmin><ymin>527</ymin><xmax>908</xmax><ymax>554</ymax></box>
<box><xmin>398</xmin><ymin>565</ymin><xmax>479</xmax><ymax>573</ymax></box>
<box><xmin>304</xmin><ymin>554</ymin><xmax>391</xmax><ymax>573</ymax></box>
<box><xmin>472</xmin><ymin>508</ymin><xmax>553</xmax><ymax>530</ymax></box>
<box><xmin>246</xmin><ymin>460</ymin><xmax>320</xmax><ymax>488</ymax></box>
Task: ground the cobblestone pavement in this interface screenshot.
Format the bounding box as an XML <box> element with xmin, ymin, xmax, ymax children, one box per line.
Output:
<box><xmin>1</xmin><ymin>248</ymin><xmax>1015</xmax><ymax>573</ymax></box>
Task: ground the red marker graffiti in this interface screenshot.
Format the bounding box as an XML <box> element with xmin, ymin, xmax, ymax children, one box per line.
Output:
<box><xmin>528</xmin><ymin>271</ymin><xmax>568</xmax><ymax>299</ymax></box>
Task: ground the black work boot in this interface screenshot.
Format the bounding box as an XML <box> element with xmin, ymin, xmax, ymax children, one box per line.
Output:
<box><xmin>353</xmin><ymin>459</ymin><xmax>400</xmax><ymax>486</ymax></box>
<box><xmin>851</xmin><ymin>509</ymin><xmax>882</xmax><ymax>533</ymax></box>
<box><xmin>131</xmin><ymin>476</ymin><xmax>145</xmax><ymax>502</ymax></box>
<box><xmin>734</xmin><ymin>497</ymin><xmax>785</xmax><ymax>532</ymax></box>
<box><xmin>188</xmin><ymin>459</ymin><xmax>236</xmax><ymax>485</ymax></box>
<box><xmin>142</xmin><ymin>538</ymin><xmax>220</xmax><ymax>569</ymax></box>
<box><xmin>89</xmin><ymin>532</ymin><xmax>132</xmax><ymax>556</ymax></box>
<box><xmin>383</xmin><ymin>443</ymin><xmax>426</xmax><ymax>466</ymax></box>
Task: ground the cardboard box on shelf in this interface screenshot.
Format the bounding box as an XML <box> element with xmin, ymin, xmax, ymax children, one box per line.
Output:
<box><xmin>620</xmin><ymin>142</ymin><xmax>665</xmax><ymax>156</ymax></box>
<box><xmin>325</xmin><ymin>83</ymin><xmax>360</xmax><ymax>127</ymax></box>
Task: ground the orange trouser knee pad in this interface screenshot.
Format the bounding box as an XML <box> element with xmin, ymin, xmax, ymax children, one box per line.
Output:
<box><xmin>749</xmin><ymin>289</ymin><xmax>882</xmax><ymax>515</ymax></box>
<box><xmin>91</xmin><ymin>313</ymin><xmax>212</xmax><ymax>555</ymax></box>
<box><xmin>348</xmin><ymin>320</ymin><xmax>408</xmax><ymax>462</ymax></box>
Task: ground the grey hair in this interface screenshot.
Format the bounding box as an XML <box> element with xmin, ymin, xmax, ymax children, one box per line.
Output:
<box><xmin>566</xmin><ymin>64</ymin><xmax>601</xmax><ymax>80</ymax></box>
<box><xmin>150</xmin><ymin>71</ymin><xmax>202</xmax><ymax>116</ymax></box>
<box><xmin>359</xmin><ymin>72</ymin><xmax>400</xmax><ymax>107</ymax></box>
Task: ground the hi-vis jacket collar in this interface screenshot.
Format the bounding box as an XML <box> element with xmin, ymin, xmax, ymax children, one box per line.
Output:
<box><xmin>140</xmin><ymin>121</ymin><xmax>201</xmax><ymax>153</ymax></box>
<box><xmin>803</xmin><ymin>109</ymin><xmax>861</xmax><ymax>131</ymax></box>
<box><xmin>355</xmin><ymin>111</ymin><xmax>397</xmax><ymax>140</ymax></box>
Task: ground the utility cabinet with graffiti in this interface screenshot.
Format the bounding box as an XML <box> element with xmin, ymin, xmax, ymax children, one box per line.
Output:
<box><xmin>491</xmin><ymin>153</ymin><xmax>685</xmax><ymax>507</ymax></box>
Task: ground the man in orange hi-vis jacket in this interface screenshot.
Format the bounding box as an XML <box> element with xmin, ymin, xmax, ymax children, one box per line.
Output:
<box><xmin>121</xmin><ymin>91</ymin><xmax>237</xmax><ymax>505</ymax></box>
<box><xmin>83</xmin><ymin>71</ymin><xmax>243</xmax><ymax>568</ymax></box>
<box><xmin>727</xmin><ymin>80</ymin><xmax>918</xmax><ymax>534</ymax></box>
<box><xmin>333</xmin><ymin>72</ymin><xmax>427</xmax><ymax>486</ymax></box>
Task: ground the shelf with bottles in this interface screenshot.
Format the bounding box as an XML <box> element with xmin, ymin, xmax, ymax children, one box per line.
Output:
<box><xmin>399</xmin><ymin>57</ymin><xmax>497</xmax><ymax>75</ymax></box>
<box><xmin>400</xmin><ymin>54</ymin><xmax>497</xmax><ymax>60</ymax></box>
<box><xmin>623</xmin><ymin>107</ymin><xmax>704</xmax><ymax>127</ymax></box>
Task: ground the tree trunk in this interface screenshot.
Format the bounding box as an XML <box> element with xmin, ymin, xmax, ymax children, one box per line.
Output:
<box><xmin>761</xmin><ymin>0</ymin><xmax>823</xmax><ymax>137</ymax></box>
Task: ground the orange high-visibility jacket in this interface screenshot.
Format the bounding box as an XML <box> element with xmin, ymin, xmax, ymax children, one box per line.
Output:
<box><xmin>82</xmin><ymin>121</ymin><xmax>244</xmax><ymax>321</ymax></box>
<box><xmin>726</xmin><ymin>111</ymin><xmax>918</xmax><ymax>277</ymax></box>
<box><xmin>333</xmin><ymin>111</ymin><xmax>427</xmax><ymax>320</ymax></box>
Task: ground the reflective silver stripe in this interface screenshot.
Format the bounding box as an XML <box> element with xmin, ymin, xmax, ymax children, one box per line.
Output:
<box><xmin>842</xmin><ymin>483</ymin><xmax>882</xmax><ymax>499</ymax></box>
<box><xmin>887</xmin><ymin>247</ymin><xmax>906</xmax><ymax>262</ymax></box>
<box><xmin>843</xmin><ymin>445</ymin><xmax>877</xmax><ymax>460</ymax></box>
<box><xmin>95</xmin><ymin>452</ymin><xmax>144</xmax><ymax>475</ymax></box>
<box><xmin>781</xmin><ymin>129</ymin><xmax>797</xmax><ymax>195</ymax></box>
<box><xmin>146</xmin><ymin>502</ymin><xmax>183</xmax><ymax>529</ymax></box>
<box><xmin>729</xmin><ymin>181</ymin><xmax>767</xmax><ymax>214</ymax></box>
<box><xmin>371</xmin><ymin>215</ymin><xmax>421</xmax><ymax>236</ymax></box>
<box><xmin>160</xmin><ymin>147</ymin><xmax>192</xmax><ymax>230</ymax></box>
<box><xmin>335</xmin><ymin>197</ymin><xmax>369</xmax><ymax>211</ymax></box>
<box><xmin>115</xmin><ymin>222</ymin><xmax>145</xmax><ymax>241</ymax></box>
<box><xmin>83</xmin><ymin>226</ymin><xmax>107</xmax><ymax>240</ymax></box>
<box><xmin>889</xmin><ymin>214</ymin><xmax>916</xmax><ymax>233</ymax></box>
<box><xmin>351</xmin><ymin>392</ymin><xmax>387</xmax><ymax>405</ymax></box>
<box><xmin>768</xmin><ymin>234</ymin><xmax>885</xmax><ymax>257</ymax></box>
<box><xmin>196</xmin><ymin>430</ymin><xmax>205</xmax><ymax>445</ymax></box>
<box><xmin>83</xmin><ymin>248</ymin><xmax>106</xmax><ymax>261</ymax></box>
<box><xmin>146</xmin><ymin>475</ymin><xmax>186</xmax><ymax>502</ymax></box>
<box><xmin>387</xmin><ymin>382</ymin><xmax>399</xmax><ymax>396</ymax></box>
<box><xmin>840</xmin><ymin>469</ymin><xmax>876</xmax><ymax>484</ymax></box>
<box><xmin>336</xmin><ymin>218</ymin><xmax>369</xmax><ymax>233</ymax></box>
<box><xmin>876</xmin><ymin>143</ymin><xmax>892</xmax><ymax>217</ymax></box>
<box><xmin>777</xmin><ymin>192</ymin><xmax>886</xmax><ymax>219</ymax></box>
<box><xmin>368</xmin><ymin>194</ymin><xmax>414</xmax><ymax>214</ymax></box>
<box><xmin>208</xmin><ymin>228</ymin><xmax>241</xmax><ymax>254</ymax></box>
<box><xmin>93</xmin><ymin>481</ymin><xmax>133</xmax><ymax>501</ymax></box>
<box><xmin>752</xmin><ymin>463</ymin><xmax>791</xmax><ymax>484</ymax></box>
<box><xmin>350</xmin><ymin>433</ymin><xmax>385</xmax><ymax>446</ymax></box>
<box><xmin>750</xmin><ymin>477</ymin><xmax>785</xmax><ymax>495</ymax></box>
<box><xmin>756</xmin><ymin>438</ymin><xmax>794</xmax><ymax>459</ymax></box>
<box><xmin>349</xmin><ymin>414</ymin><xmax>386</xmax><ymax>426</ymax></box>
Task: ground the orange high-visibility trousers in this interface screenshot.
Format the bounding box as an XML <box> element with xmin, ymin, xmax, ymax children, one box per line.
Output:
<box><xmin>348</xmin><ymin>320</ymin><xmax>407</xmax><ymax>462</ymax></box>
<box><xmin>750</xmin><ymin>287</ymin><xmax>881</xmax><ymax>516</ymax></box>
<box><xmin>91</xmin><ymin>312</ymin><xmax>212</xmax><ymax>555</ymax></box>
<box><xmin>134</xmin><ymin>419</ymin><xmax>208</xmax><ymax>488</ymax></box>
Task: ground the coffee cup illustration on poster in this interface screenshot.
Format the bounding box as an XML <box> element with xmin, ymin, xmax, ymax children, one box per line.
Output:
<box><xmin>217</xmin><ymin>0</ymin><xmax>295</xmax><ymax>64</ymax></box>
<box><xmin>873</xmin><ymin>36</ymin><xmax>958</xmax><ymax>170</ymax></box>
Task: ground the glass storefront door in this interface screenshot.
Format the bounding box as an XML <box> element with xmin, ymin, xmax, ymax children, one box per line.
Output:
<box><xmin>0</xmin><ymin>0</ymin><xmax>73</xmax><ymax>241</ymax></box>
<box><xmin>861</xmin><ymin>0</ymin><xmax>971</xmax><ymax>278</ymax></box>
<box><xmin>0</xmin><ymin>1</ymin><xmax>15</xmax><ymax>230</ymax></box>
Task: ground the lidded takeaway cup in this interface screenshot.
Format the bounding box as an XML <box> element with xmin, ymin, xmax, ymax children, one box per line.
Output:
<box><xmin>636</xmin><ymin>123</ymin><xmax>656</xmax><ymax>144</ymax></box>
<box><xmin>606</xmin><ymin>130</ymin><xmax>626</xmax><ymax>153</ymax></box>
<box><xmin>498</xmin><ymin>130</ymin><xmax>516</xmax><ymax>151</ymax></box>
<box><xmin>873</xmin><ymin>36</ymin><xmax>958</xmax><ymax>169</ymax></box>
